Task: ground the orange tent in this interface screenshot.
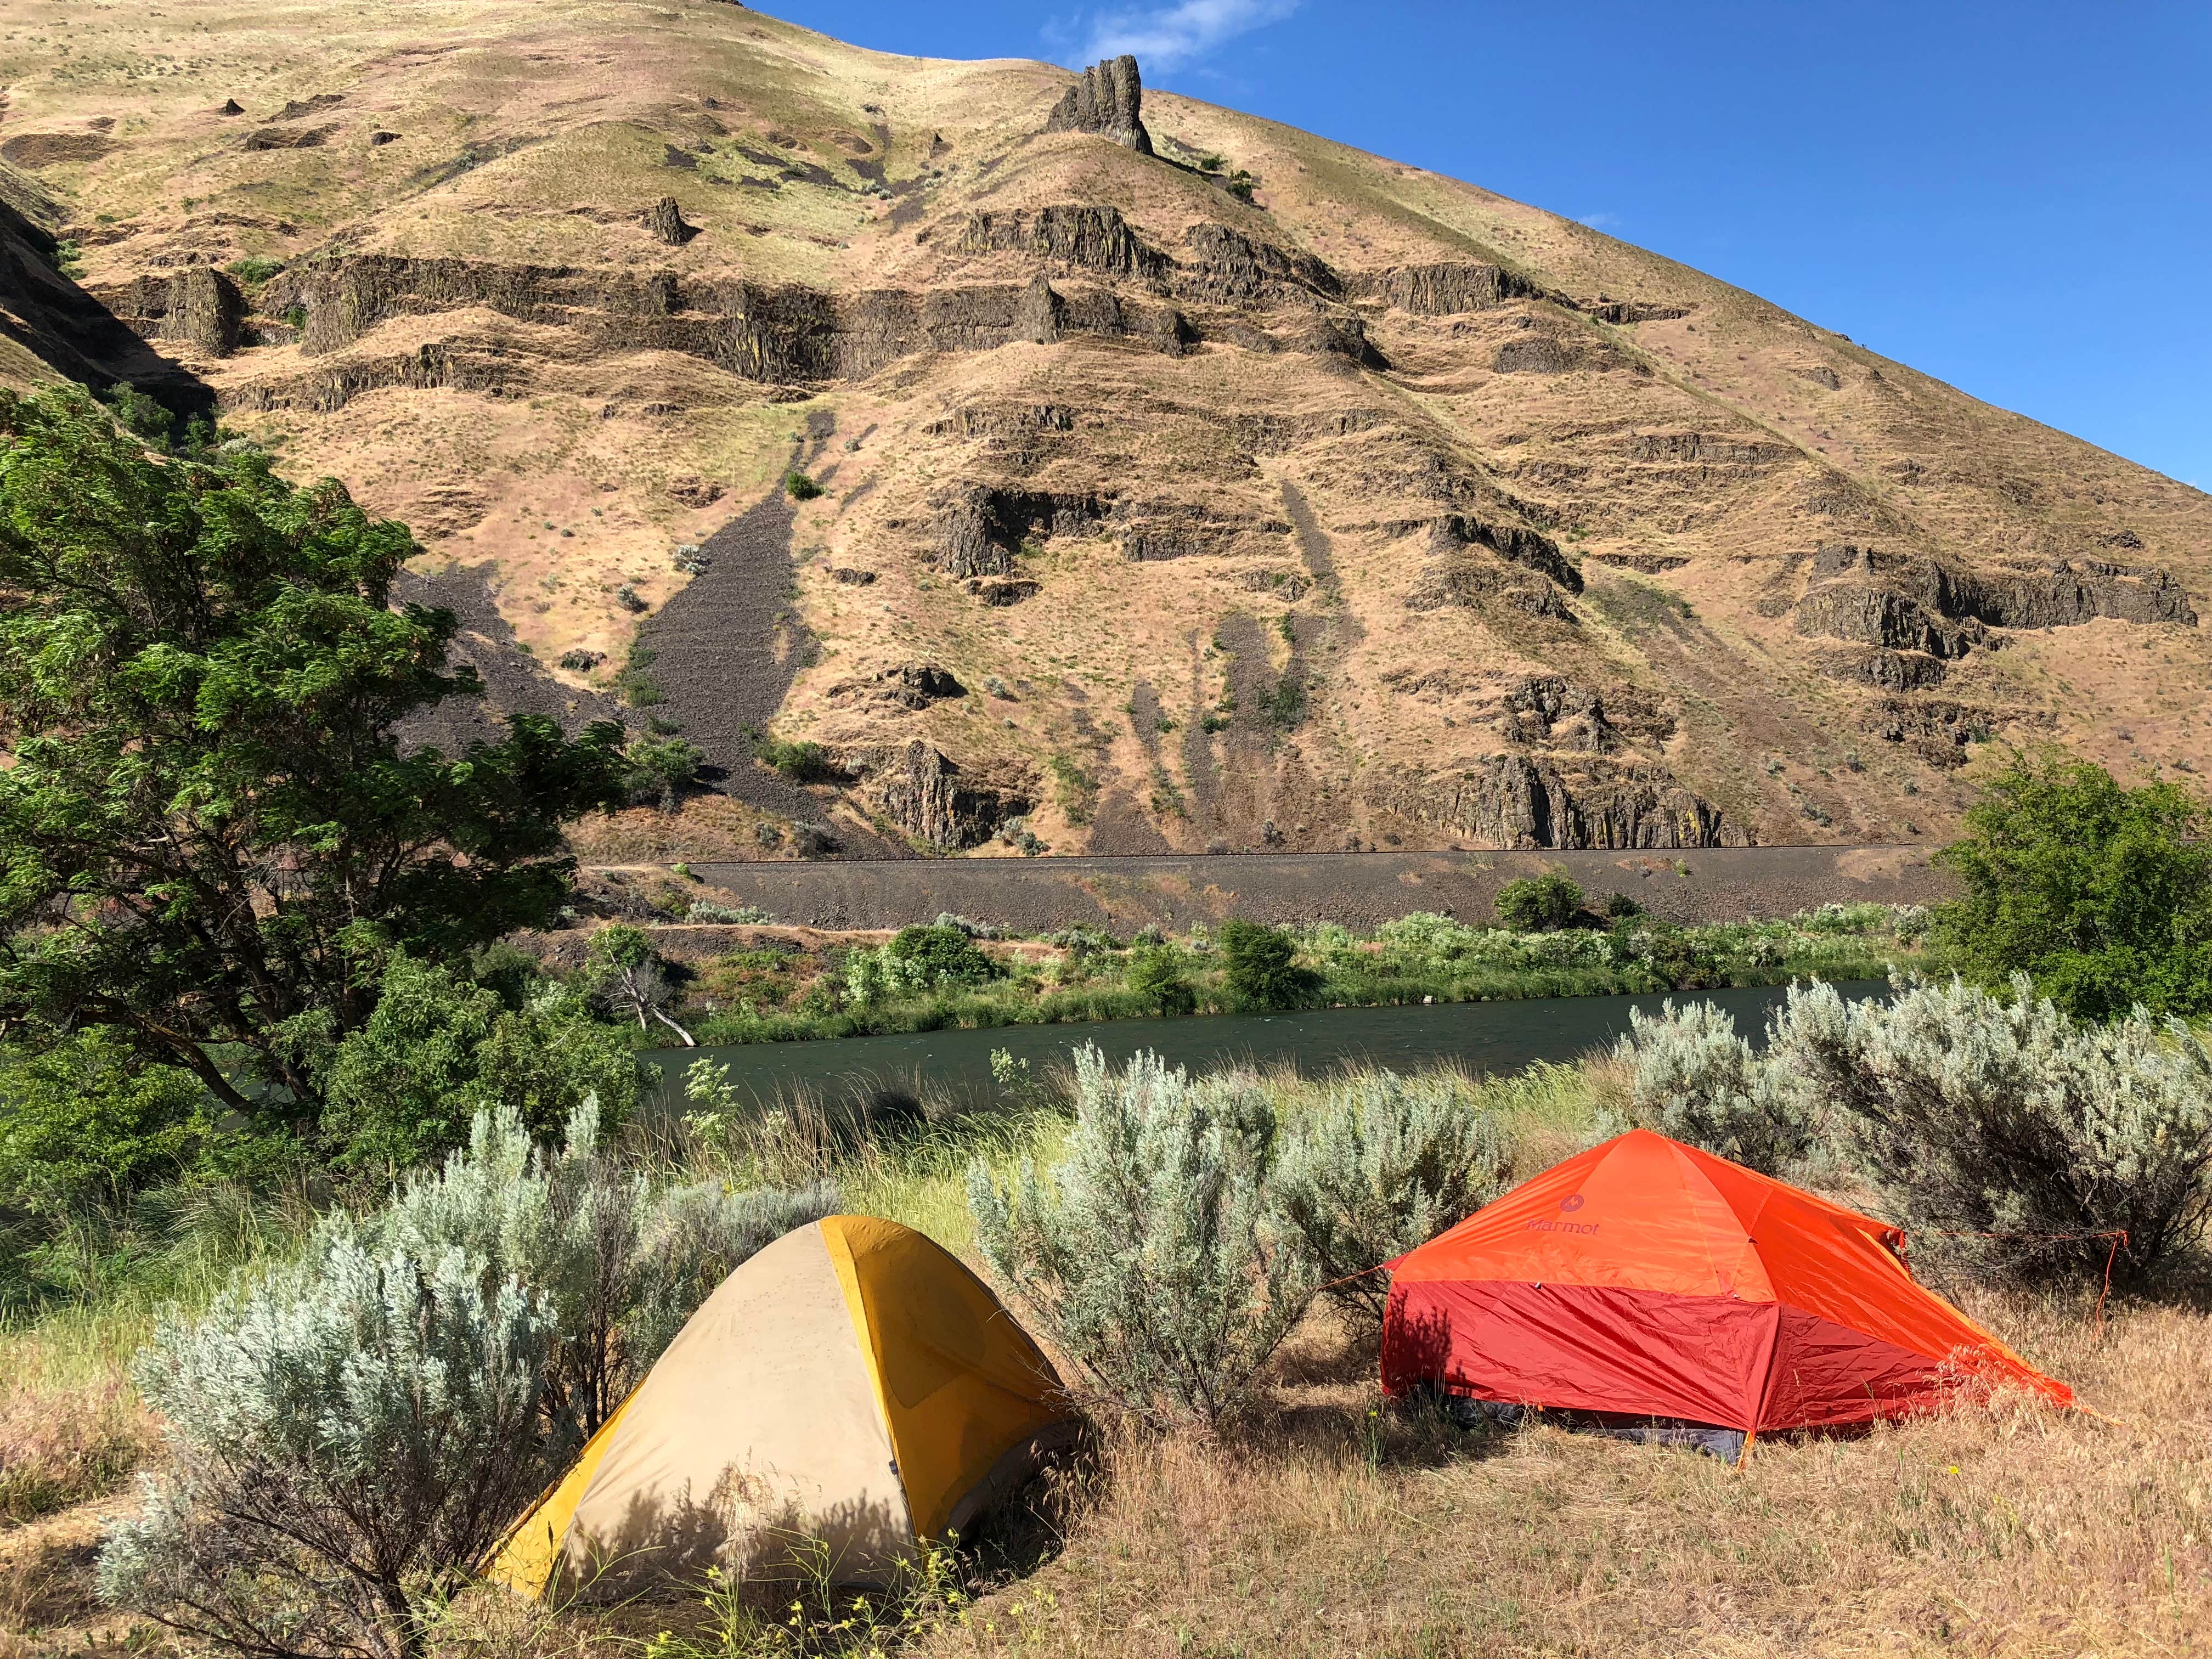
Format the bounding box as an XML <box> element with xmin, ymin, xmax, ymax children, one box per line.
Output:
<box><xmin>1381</xmin><ymin>1129</ymin><xmax>2073</xmax><ymax>1438</ymax></box>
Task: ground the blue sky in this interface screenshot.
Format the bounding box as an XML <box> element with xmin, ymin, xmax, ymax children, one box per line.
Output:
<box><xmin>769</xmin><ymin>2</ymin><xmax>2211</xmax><ymax>490</ymax></box>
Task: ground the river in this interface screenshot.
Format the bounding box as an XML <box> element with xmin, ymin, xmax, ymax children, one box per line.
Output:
<box><xmin>645</xmin><ymin>979</ymin><xmax>1887</xmax><ymax>1111</ymax></box>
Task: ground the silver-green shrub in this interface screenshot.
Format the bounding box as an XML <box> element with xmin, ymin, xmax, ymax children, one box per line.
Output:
<box><xmin>1771</xmin><ymin>975</ymin><xmax>2212</xmax><ymax>1288</ymax></box>
<box><xmin>100</xmin><ymin>1106</ymin><xmax>834</xmax><ymax>1654</ymax></box>
<box><xmin>966</xmin><ymin>1045</ymin><xmax>1315</xmax><ymax>1430</ymax></box>
<box><xmin>1274</xmin><ymin>1070</ymin><xmax>1508</xmax><ymax>1316</ymax></box>
<box><xmin>1612</xmin><ymin>998</ymin><xmax>1812</xmax><ymax>1175</ymax></box>
<box><xmin>98</xmin><ymin>1225</ymin><xmax>549</xmax><ymax>1659</ymax></box>
<box><xmin>375</xmin><ymin>1102</ymin><xmax>837</xmax><ymax>1435</ymax></box>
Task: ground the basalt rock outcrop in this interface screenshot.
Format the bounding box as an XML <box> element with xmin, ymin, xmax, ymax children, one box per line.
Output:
<box><xmin>1425</xmin><ymin>515</ymin><xmax>1583</xmax><ymax>594</ymax></box>
<box><xmin>1119</xmin><ymin>502</ymin><xmax>1289</xmax><ymax>562</ymax></box>
<box><xmin>953</xmin><ymin>205</ymin><xmax>1169</xmax><ymax>281</ymax></box>
<box><xmin>1795</xmin><ymin>582</ymin><xmax>1986</xmax><ymax>659</ymax></box>
<box><xmin>932</xmin><ymin>484</ymin><xmax>1110</xmax><ymax>577</ymax></box>
<box><xmin>830</xmin><ymin>662</ymin><xmax>966</xmax><ymax>709</ymax></box>
<box><xmin>1176</xmin><ymin>223</ymin><xmax>1341</xmax><ymax>303</ymax></box>
<box><xmin>101</xmin><ymin>264</ymin><xmax>245</xmax><ymax>358</ymax></box>
<box><xmin>1812</xmin><ymin>647</ymin><xmax>1950</xmax><ymax>691</ymax></box>
<box><xmin>1407</xmin><ymin>551</ymin><xmax>1576</xmax><ymax>622</ymax></box>
<box><xmin>851</xmin><ymin>741</ymin><xmax>1030</xmax><ymax>850</ymax></box>
<box><xmin>1795</xmin><ymin>541</ymin><xmax>2196</xmax><ymax>658</ymax></box>
<box><xmin>1369</xmin><ymin>754</ymin><xmax>1745</xmax><ymax>850</ymax></box>
<box><xmin>1044</xmin><ymin>55</ymin><xmax>1153</xmax><ymax>156</ymax></box>
<box><xmin>1494</xmin><ymin>675</ymin><xmax>1674</xmax><ymax>753</ymax></box>
<box><xmin>1359</xmin><ymin>262</ymin><xmax>1510</xmax><ymax>314</ymax></box>
<box><xmin>645</xmin><ymin>195</ymin><xmax>698</xmax><ymax>245</ymax></box>
<box><xmin>1628</xmin><ymin>431</ymin><xmax>1794</xmax><ymax>468</ymax></box>
<box><xmin>1863</xmin><ymin>697</ymin><xmax>2017</xmax><ymax>769</ymax></box>
<box><xmin>247</xmin><ymin>255</ymin><xmax>1203</xmax><ymax>388</ymax></box>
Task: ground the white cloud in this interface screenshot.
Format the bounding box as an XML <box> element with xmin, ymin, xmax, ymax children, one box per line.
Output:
<box><xmin>1578</xmin><ymin>212</ymin><xmax>1622</xmax><ymax>232</ymax></box>
<box><xmin>1071</xmin><ymin>0</ymin><xmax>1300</xmax><ymax>72</ymax></box>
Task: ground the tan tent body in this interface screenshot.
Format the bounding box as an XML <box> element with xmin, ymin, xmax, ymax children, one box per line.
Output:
<box><xmin>488</xmin><ymin>1216</ymin><xmax>1071</xmax><ymax>1594</ymax></box>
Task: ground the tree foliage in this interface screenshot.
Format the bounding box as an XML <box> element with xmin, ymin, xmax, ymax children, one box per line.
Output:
<box><xmin>0</xmin><ymin>387</ymin><xmax>628</xmax><ymax>1118</ymax></box>
<box><xmin>1934</xmin><ymin>751</ymin><xmax>2212</xmax><ymax>1021</ymax></box>
<box><xmin>0</xmin><ymin>1032</ymin><xmax>215</xmax><ymax>1219</ymax></box>
<box><xmin>320</xmin><ymin>953</ymin><xmax>646</xmax><ymax>1170</ymax></box>
<box><xmin>884</xmin><ymin>923</ymin><xmax>998</xmax><ymax>986</ymax></box>
<box><xmin>623</xmin><ymin>734</ymin><xmax>704</xmax><ymax>812</ymax></box>
<box><xmin>1216</xmin><ymin>920</ymin><xmax>1315</xmax><ymax>1012</ymax></box>
<box><xmin>1126</xmin><ymin>944</ymin><xmax>1197</xmax><ymax>1015</ymax></box>
<box><xmin>1494</xmin><ymin>872</ymin><xmax>1584</xmax><ymax>933</ymax></box>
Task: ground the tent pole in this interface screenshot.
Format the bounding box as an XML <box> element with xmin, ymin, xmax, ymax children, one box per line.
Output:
<box><xmin>1736</xmin><ymin>1427</ymin><xmax>1757</xmax><ymax>1470</ymax></box>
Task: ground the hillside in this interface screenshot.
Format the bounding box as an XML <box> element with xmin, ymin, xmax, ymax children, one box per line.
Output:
<box><xmin>3</xmin><ymin>0</ymin><xmax>2208</xmax><ymax>858</ymax></box>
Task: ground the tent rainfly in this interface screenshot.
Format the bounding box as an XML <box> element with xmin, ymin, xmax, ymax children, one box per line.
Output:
<box><xmin>1382</xmin><ymin>1129</ymin><xmax>2076</xmax><ymax>1458</ymax></box>
<box><xmin>488</xmin><ymin>1215</ymin><xmax>1074</xmax><ymax>1594</ymax></box>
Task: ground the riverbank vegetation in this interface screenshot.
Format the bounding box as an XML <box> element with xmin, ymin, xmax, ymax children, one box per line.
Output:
<box><xmin>672</xmin><ymin>898</ymin><xmax>1940</xmax><ymax>1047</ymax></box>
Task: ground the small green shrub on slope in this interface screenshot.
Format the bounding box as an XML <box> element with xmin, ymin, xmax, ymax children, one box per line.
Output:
<box><xmin>1217</xmin><ymin>919</ymin><xmax>1317</xmax><ymax>1011</ymax></box>
<box><xmin>1127</xmin><ymin>943</ymin><xmax>1198</xmax><ymax>1015</ymax></box>
<box><xmin>1494</xmin><ymin>872</ymin><xmax>1584</xmax><ymax>932</ymax></box>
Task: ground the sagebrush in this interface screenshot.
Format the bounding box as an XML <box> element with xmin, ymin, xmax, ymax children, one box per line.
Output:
<box><xmin>968</xmin><ymin>1046</ymin><xmax>1314</xmax><ymax>1430</ymax></box>
<box><xmin>1774</xmin><ymin>975</ymin><xmax>2212</xmax><ymax>1288</ymax></box>
<box><xmin>1275</xmin><ymin>1069</ymin><xmax>1508</xmax><ymax>1316</ymax></box>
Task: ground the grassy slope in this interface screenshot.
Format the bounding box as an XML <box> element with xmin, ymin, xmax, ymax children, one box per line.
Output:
<box><xmin>5</xmin><ymin>1</ymin><xmax>2210</xmax><ymax>855</ymax></box>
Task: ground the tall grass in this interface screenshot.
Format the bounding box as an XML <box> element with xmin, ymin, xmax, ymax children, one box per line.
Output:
<box><xmin>0</xmin><ymin>1181</ymin><xmax>326</xmax><ymax>1526</ymax></box>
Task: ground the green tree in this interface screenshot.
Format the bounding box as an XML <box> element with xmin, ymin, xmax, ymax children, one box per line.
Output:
<box><xmin>321</xmin><ymin>954</ymin><xmax>646</xmax><ymax>1170</ymax></box>
<box><xmin>0</xmin><ymin>387</ymin><xmax>628</xmax><ymax>1120</ymax></box>
<box><xmin>1126</xmin><ymin>944</ymin><xmax>1197</xmax><ymax>1015</ymax></box>
<box><xmin>0</xmin><ymin>1032</ymin><xmax>214</xmax><ymax>1220</ymax></box>
<box><xmin>1934</xmin><ymin>751</ymin><xmax>2212</xmax><ymax>1021</ymax></box>
<box><xmin>884</xmin><ymin>923</ymin><xmax>998</xmax><ymax>986</ymax></box>
<box><xmin>1495</xmin><ymin>872</ymin><xmax>1584</xmax><ymax>932</ymax></box>
<box><xmin>1217</xmin><ymin>920</ymin><xmax>1315</xmax><ymax>1011</ymax></box>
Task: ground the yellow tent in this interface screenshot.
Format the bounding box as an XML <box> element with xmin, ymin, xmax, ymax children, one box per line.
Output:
<box><xmin>486</xmin><ymin>1215</ymin><xmax>1073</xmax><ymax>1595</ymax></box>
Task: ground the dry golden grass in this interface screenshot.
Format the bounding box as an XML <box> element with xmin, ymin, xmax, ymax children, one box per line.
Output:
<box><xmin>894</xmin><ymin>1296</ymin><xmax>2212</xmax><ymax>1659</ymax></box>
<box><xmin>0</xmin><ymin>1372</ymin><xmax>153</xmax><ymax>1530</ymax></box>
<box><xmin>391</xmin><ymin>1295</ymin><xmax>2212</xmax><ymax>1659</ymax></box>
